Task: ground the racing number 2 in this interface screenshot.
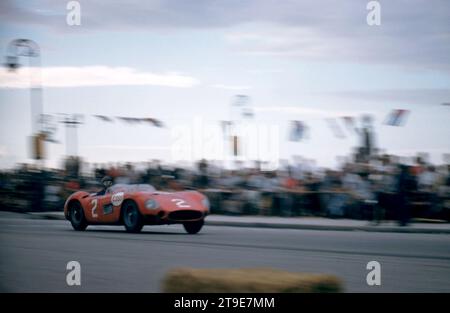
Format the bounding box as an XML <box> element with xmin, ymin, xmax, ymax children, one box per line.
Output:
<box><xmin>91</xmin><ymin>199</ymin><xmax>98</xmax><ymax>218</ymax></box>
<box><xmin>171</xmin><ymin>198</ymin><xmax>191</xmax><ymax>208</ymax></box>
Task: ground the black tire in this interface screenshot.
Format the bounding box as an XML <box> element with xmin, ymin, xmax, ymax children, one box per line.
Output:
<box><xmin>122</xmin><ymin>200</ymin><xmax>144</xmax><ymax>233</ymax></box>
<box><xmin>183</xmin><ymin>219</ymin><xmax>204</xmax><ymax>234</ymax></box>
<box><xmin>69</xmin><ymin>201</ymin><xmax>88</xmax><ymax>231</ymax></box>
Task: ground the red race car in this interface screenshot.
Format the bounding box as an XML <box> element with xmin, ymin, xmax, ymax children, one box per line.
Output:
<box><xmin>64</xmin><ymin>184</ymin><xmax>209</xmax><ymax>234</ymax></box>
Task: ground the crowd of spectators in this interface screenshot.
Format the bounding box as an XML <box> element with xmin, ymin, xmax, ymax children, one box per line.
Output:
<box><xmin>1</xmin><ymin>152</ymin><xmax>449</xmax><ymax>225</ymax></box>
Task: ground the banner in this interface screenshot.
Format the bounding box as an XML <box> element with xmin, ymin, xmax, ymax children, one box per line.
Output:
<box><xmin>93</xmin><ymin>115</ymin><xmax>114</xmax><ymax>122</ymax></box>
<box><xmin>117</xmin><ymin>117</ymin><xmax>142</xmax><ymax>124</ymax></box>
<box><xmin>142</xmin><ymin>117</ymin><xmax>164</xmax><ymax>127</ymax></box>
<box><xmin>288</xmin><ymin>120</ymin><xmax>306</xmax><ymax>142</ymax></box>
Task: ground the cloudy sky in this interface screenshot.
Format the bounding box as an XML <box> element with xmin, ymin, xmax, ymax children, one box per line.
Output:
<box><xmin>0</xmin><ymin>0</ymin><xmax>449</xmax><ymax>169</ymax></box>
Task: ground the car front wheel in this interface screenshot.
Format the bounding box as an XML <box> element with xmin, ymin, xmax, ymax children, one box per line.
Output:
<box><xmin>122</xmin><ymin>201</ymin><xmax>144</xmax><ymax>233</ymax></box>
<box><xmin>183</xmin><ymin>219</ymin><xmax>204</xmax><ymax>234</ymax></box>
<box><xmin>69</xmin><ymin>201</ymin><xmax>88</xmax><ymax>231</ymax></box>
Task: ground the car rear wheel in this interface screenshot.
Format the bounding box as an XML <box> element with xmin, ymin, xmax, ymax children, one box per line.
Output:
<box><xmin>122</xmin><ymin>201</ymin><xmax>144</xmax><ymax>233</ymax></box>
<box><xmin>183</xmin><ymin>219</ymin><xmax>204</xmax><ymax>234</ymax></box>
<box><xmin>69</xmin><ymin>201</ymin><xmax>88</xmax><ymax>231</ymax></box>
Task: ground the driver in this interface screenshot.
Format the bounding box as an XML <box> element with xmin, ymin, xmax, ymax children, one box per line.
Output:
<box><xmin>97</xmin><ymin>176</ymin><xmax>113</xmax><ymax>196</ymax></box>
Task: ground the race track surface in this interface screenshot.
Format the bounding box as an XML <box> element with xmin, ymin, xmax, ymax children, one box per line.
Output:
<box><xmin>1</xmin><ymin>212</ymin><xmax>449</xmax><ymax>292</ymax></box>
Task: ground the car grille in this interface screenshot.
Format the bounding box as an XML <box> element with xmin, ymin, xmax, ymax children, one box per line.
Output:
<box><xmin>168</xmin><ymin>210</ymin><xmax>203</xmax><ymax>221</ymax></box>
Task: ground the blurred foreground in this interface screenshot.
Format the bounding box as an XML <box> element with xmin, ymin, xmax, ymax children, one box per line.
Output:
<box><xmin>1</xmin><ymin>212</ymin><xmax>449</xmax><ymax>292</ymax></box>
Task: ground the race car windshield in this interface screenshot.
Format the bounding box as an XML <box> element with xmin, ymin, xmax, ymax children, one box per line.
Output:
<box><xmin>108</xmin><ymin>184</ymin><xmax>156</xmax><ymax>193</ymax></box>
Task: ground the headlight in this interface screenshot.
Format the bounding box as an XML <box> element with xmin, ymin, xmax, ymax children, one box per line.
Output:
<box><xmin>201</xmin><ymin>197</ymin><xmax>210</xmax><ymax>209</ymax></box>
<box><xmin>145</xmin><ymin>199</ymin><xmax>159</xmax><ymax>210</ymax></box>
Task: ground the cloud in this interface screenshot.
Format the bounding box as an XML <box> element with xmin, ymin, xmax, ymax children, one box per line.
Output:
<box><xmin>211</xmin><ymin>84</ymin><xmax>252</xmax><ymax>90</ymax></box>
<box><xmin>320</xmin><ymin>89</ymin><xmax>450</xmax><ymax>106</ymax></box>
<box><xmin>0</xmin><ymin>66</ymin><xmax>199</xmax><ymax>88</ymax></box>
<box><xmin>225</xmin><ymin>19</ymin><xmax>450</xmax><ymax>71</ymax></box>
<box><xmin>1</xmin><ymin>1</ymin><xmax>450</xmax><ymax>71</ymax></box>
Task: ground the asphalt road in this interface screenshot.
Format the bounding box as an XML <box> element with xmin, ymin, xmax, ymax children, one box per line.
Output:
<box><xmin>1</xmin><ymin>212</ymin><xmax>449</xmax><ymax>292</ymax></box>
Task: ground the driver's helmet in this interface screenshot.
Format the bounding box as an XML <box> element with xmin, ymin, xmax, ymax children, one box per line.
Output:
<box><xmin>101</xmin><ymin>176</ymin><xmax>113</xmax><ymax>188</ymax></box>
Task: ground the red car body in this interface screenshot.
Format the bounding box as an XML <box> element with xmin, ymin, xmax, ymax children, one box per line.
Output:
<box><xmin>64</xmin><ymin>184</ymin><xmax>209</xmax><ymax>234</ymax></box>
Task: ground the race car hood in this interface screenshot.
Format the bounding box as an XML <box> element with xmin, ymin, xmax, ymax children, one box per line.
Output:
<box><xmin>149</xmin><ymin>191</ymin><xmax>207</xmax><ymax>212</ymax></box>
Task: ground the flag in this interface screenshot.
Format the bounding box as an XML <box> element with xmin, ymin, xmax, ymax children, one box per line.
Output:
<box><xmin>289</xmin><ymin>121</ymin><xmax>306</xmax><ymax>142</ymax></box>
<box><xmin>93</xmin><ymin>115</ymin><xmax>114</xmax><ymax>122</ymax></box>
<box><xmin>385</xmin><ymin>109</ymin><xmax>410</xmax><ymax>126</ymax></box>
<box><xmin>326</xmin><ymin>118</ymin><xmax>346</xmax><ymax>138</ymax></box>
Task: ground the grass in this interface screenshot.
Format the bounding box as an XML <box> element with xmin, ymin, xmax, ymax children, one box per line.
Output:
<box><xmin>162</xmin><ymin>267</ymin><xmax>343</xmax><ymax>293</ymax></box>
